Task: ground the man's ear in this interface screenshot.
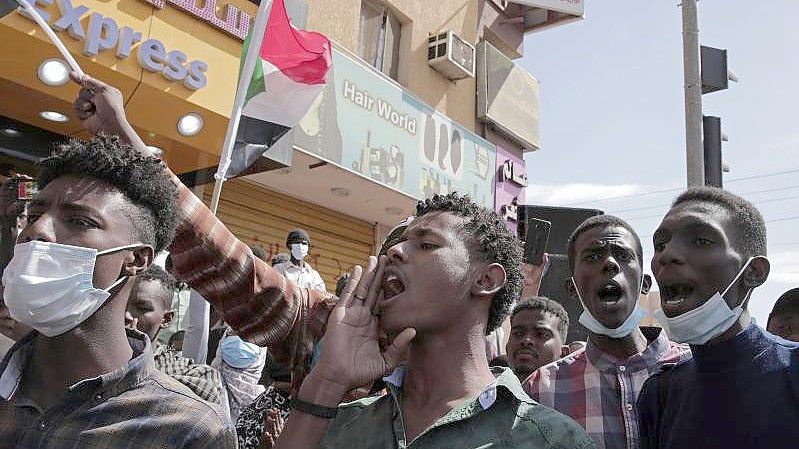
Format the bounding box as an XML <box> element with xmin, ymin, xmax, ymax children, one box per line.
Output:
<box><xmin>564</xmin><ymin>277</ymin><xmax>578</xmax><ymax>300</ymax></box>
<box><xmin>743</xmin><ymin>256</ymin><xmax>770</xmax><ymax>289</ymax></box>
<box><xmin>161</xmin><ymin>309</ymin><xmax>175</xmax><ymax>329</ymax></box>
<box><xmin>123</xmin><ymin>245</ymin><xmax>154</xmax><ymax>277</ymax></box>
<box><xmin>471</xmin><ymin>263</ymin><xmax>506</xmax><ymax>298</ymax></box>
<box><xmin>641</xmin><ymin>274</ymin><xmax>653</xmax><ymax>295</ymax></box>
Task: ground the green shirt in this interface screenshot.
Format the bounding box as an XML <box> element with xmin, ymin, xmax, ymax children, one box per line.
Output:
<box><xmin>320</xmin><ymin>367</ymin><xmax>595</xmax><ymax>449</ymax></box>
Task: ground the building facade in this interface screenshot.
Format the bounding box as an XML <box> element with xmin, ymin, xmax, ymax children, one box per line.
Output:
<box><xmin>0</xmin><ymin>0</ymin><xmax>584</xmax><ymax>290</ymax></box>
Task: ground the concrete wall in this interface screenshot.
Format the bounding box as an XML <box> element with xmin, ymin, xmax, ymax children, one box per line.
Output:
<box><xmin>305</xmin><ymin>0</ymin><xmax>480</xmax><ymax>132</ymax></box>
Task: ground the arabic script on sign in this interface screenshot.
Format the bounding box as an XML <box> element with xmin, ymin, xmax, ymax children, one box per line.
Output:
<box><xmin>142</xmin><ymin>0</ymin><xmax>251</xmax><ymax>41</ymax></box>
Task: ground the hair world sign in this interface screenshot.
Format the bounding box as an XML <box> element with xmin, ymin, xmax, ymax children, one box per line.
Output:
<box><xmin>19</xmin><ymin>0</ymin><xmax>209</xmax><ymax>90</ymax></box>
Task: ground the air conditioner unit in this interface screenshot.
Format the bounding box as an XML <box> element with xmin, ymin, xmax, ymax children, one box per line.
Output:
<box><xmin>427</xmin><ymin>31</ymin><xmax>476</xmax><ymax>80</ymax></box>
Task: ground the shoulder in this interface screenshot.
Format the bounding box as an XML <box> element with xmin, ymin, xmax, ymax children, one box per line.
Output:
<box><xmin>143</xmin><ymin>370</ymin><xmax>230</xmax><ymax>427</ymax></box>
<box><xmin>320</xmin><ymin>394</ymin><xmax>391</xmax><ymax>444</ymax></box>
<box><xmin>514</xmin><ymin>401</ymin><xmax>595</xmax><ymax>449</ymax></box>
<box><xmin>533</xmin><ymin>348</ymin><xmax>588</xmax><ymax>381</ymax></box>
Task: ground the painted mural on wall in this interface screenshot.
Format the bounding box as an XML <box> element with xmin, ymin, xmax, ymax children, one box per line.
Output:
<box><xmin>293</xmin><ymin>48</ymin><xmax>496</xmax><ymax>209</ymax></box>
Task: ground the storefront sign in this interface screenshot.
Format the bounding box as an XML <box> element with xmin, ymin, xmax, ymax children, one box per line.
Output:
<box><xmin>495</xmin><ymin>145</ymin><xmax>526</xmax><ymax>231</ymax></box>
<box><xmin>20</xmin><ymin>0</ymin><xmax>208</xmax><ymax>90</ymax></box>
<box><xmin>140</xmin><ymin>0</ymin><xmax>251</xmax><ymax>41</ymax></box>
<box><xmin>292</xmin><ymin>47</ymin><xmax>497</xmax><ymax>208</ymax></box>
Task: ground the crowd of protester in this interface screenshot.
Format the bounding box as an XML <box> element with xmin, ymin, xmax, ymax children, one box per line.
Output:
<box><xmin>0</xmin><ymin>72</ymin><xmax>796</xmax><ymax>449</ymax></box>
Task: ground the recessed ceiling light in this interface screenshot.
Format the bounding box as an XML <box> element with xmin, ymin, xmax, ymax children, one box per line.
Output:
<box><xmin>37</xmin><ymin>59</ymin><xmax>70</xmax><ymax>86</ymax></box>
<box><xmin>330</xmin><ymin>187</ymin><xmax>350</xmax><ymax>197</ymax></box>
<box><xmin>385</xmin><ymin>206</ymin><xmax>404</xmax><ymax>216</ymax></box>
<box><xmin>177</xmin><ymin>113</ymin><xmax>203</xmax><ymax>136</ymax></box>
<box><xmin>39</xmin><ymin>111</ymin><xmax>69</xmax><ymax>122</ymax></box>
<box><xmin>1</xmin><ymin>128</ymin><xmax>21</xmax><ymax>137</ymax></box>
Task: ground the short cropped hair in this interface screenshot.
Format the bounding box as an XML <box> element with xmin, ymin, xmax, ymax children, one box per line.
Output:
<box><xmin>768</xmin><ymin>288</ymin><xmax>799</xmax><ymax>326</ymax></box>
<box><xmin>511</xmin><ymin>296</ymin><xmax>569</xmax><ymax>341</ymax></box>
<box><xmin>568</xmin><ymin>214</ymin><xmax>643</xmax><ymax>272</ymax></box>
<box><xmin>38</xmin><ymin>135</ymin><xmax>178</xmax><ymax>252</ymax></box>
<box><xmin>672</xmin><ymin>187</ymin><xmax>767</xmax><ymax>258</ymax></box>
<box><xmin>415</xmin><ymin>193</ymin><xmax>523</xmax><ymax>334</ymax></box>
<box><xmin>137</xmin><ymin>265</ymin><xmax>179</xmax><ymax>309</ymax></box>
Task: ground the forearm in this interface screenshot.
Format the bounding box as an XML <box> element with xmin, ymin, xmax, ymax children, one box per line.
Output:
<box><xmin>105</xmin><ymin>112</ymin><xmax>149</xmax><ymax>155</ymax></box>
<box><xmin>273</xmin><ymin>372</ymin><xmax>348</xmax><ymax>449</ymax></box>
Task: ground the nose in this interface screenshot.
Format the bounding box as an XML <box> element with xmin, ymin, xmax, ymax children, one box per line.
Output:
<box><xmin>386</xmin><ymin>241</ymin><xmax>407</xmax><ymax>264</ymax></box>
<box><xmin>656</xmin><ymin>241</ymin><xmax>684</xmax><ymax>268</ymax></box>
<box><xmin>17</xmin><ymin>213</ymin><xmax>55</xmax><ymax>244</ymax></box>
<box><xmin>124</xmin><ymin>310</ymin><xmax>134</xmax><ymax>323</ymax></box>
<box><xmin>602</xmin><ymin>254</ymin><xmax>620</xmax><ymax>275</ymax></box>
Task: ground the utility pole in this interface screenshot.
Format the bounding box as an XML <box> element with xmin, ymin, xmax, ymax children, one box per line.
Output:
<box><xmin>682</xmin><ymin>0</ymin><xmax>704</xmax><ymax>187</ymax></box>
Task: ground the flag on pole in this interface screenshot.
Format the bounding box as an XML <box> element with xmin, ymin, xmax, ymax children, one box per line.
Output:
<box><xmin>224</xmin><ymin>0</ymin><xmax>331</xmax><ymax>178</ymax></box>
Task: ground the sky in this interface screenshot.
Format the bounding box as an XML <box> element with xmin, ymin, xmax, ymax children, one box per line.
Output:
<box><xmin>519</xmin><ymin>0</ymin><xmax>799</xmax><ymax>325</ymax></box>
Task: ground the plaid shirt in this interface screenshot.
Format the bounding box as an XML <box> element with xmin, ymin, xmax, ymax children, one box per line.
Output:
<box><xmin>167</xmin><ymin>172</ymin><xmax>337</xmax><ymax>387</ymax></box>
<box><xmin>525</xmin><ymin>328</ymin><xmax>690</xmax><ymax>449</ymax></box>
<box><xmin>152</xmin><ymin>342</ymin><xmax>225</xmax><ymax>405</ymax></box>
<box><xmin>0</xmin><ymin>330</ymin><xmax>235</xmax><ymax>449</ymax></box>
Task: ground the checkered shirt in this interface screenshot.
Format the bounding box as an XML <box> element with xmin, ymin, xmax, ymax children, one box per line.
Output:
<box><xmin>152</xmin><ymin>342</ymin><xmax>224</xmax><ymax>405</ymax></box>
<box><xmin>524</xmin><ymin>329</ymin><xmax>691</xmax><ymax>449</ymax></box>
<box><xmin>0</xmin><ymin>330</ymin><xmax>235</xmax><ymax>449</ymax></box>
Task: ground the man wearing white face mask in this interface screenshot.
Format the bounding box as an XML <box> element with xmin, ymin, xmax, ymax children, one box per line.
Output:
<box><xmin>0</xmin><ymin>136</ymin><xmax>234</xmax><ymax>447</ymax></box>
<box><xmin>638</xmin><ymin>187</ymin><xmax>799</xmax><ymax>449</ymax></box>
<box><xmin>273</xmin><ymin>229</ymin><xmax>326</xmax><ymax>292</ymax></box>
<box><xmin>524</xmin><ymin>215</ymin><xmax>690</xmax><ymax>449</ymax></box>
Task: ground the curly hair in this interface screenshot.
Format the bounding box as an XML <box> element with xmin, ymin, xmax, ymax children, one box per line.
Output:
<box><xmin>672</xmin><ymin>187</ymin><xmax>767</xmax><ymax>259</ymax></box>
<box><xmin>137</xmin><ymin>265</ymin><xmax>179</xmax><ymax>308</ymax></box>
<box><xmin>567</xmin><ymin>214</ymin><xmax>643</xmax><ymax>272</ymax></box>
<box><xmin>415</xmin><ymin>193</ymin><xmax>523</xmax><ymax>334</ymax></box>
<box><xmin>512</xmin><ymin>296</ymin><xmax>569</xmax><ymax>341</ymax></box>
<box><xmin>38</xmin><ymin>135</ymin><xmax>178</xmax><ymax>252</ymax></box>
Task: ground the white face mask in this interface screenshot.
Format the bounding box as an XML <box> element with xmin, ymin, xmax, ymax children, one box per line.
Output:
<box><xmin>290</xmin><ymin>243</ymin><xmax>309</xmax><ymax>261</ymax></box>
<box><xmin>654</xmin><ymin>257</ymin><xmax>759</xmax><ymax>345</ymax></box>
<box><xmin>573</xmin><ymin>276</ymin><xmax>646</xmax><ymax>339</ymax></box>
<box><xmin>2</xmin><ymin>241</ymin><xmax>142</xmax><ymax>337</ymax></box>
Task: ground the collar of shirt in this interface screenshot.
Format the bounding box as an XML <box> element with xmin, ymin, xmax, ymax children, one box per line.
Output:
<box><xmin>584</xmin><ymin>327</ymin><xmax>672</xmax><ymax>374</ymax></box>
<box><xmin>691</xmin><ymin>320</ymin><xmax>777</xmax><ymax>373</ymax></box>
<box><xmin>382</xmin><ymin>366</ymin><xmax>526</xmax><ymax>411</ymax></box>
<box><xmin>275</xmin><ymin>261</ymin><xmax>312</xmax><ymax>274</ymax></box>
<box><xmin>0</xmin><ymin>328</ymin><xmax>155</xmax><ymax>402</ymax></box>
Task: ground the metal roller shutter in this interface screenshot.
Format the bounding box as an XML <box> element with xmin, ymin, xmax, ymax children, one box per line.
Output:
<box><xmin>204</xmin><ymin>179</ymin><xmax>375</xmax><ymax>291</ymax></box>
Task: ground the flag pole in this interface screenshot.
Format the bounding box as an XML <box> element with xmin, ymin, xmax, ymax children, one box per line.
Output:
<box><xmin>209</xmin><ymin>0</ymin><xmax>274</xmax><ymax>215</ymax></box>
<box><xmin>14</xmin><ymin>0</ymin><xmax>85</xmax><ymax>77</ymax></box>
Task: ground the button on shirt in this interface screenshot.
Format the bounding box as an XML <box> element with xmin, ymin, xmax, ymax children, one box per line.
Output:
<box><xmin>525</xmin><ymin>328</ymin><xmax>690</xmax><ymax>449</ymax></box>
<box><xmin>319</xmin><ymin>366</ymin><xmax>595</xmax><ymax>449</ymax></box>
<box><xmin>273</xmin><ymin>261</ymin><xmax>326</xmax><ymax>292</ymax></box>
<box><xmin>0</xmin><ymin>330</ymin><xmax>235</xmax><ymax>449</ymax></box>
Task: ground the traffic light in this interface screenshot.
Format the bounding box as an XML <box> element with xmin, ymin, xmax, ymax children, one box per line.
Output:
<box><xmin>700</xmin><ymin>46</ymin><xmax>736</xmax><ymax>188</ymax></box>
<box><xmin>703</xmin><ymin>116</ymin><xmax>722</xmax><ymax>188</ymax></box>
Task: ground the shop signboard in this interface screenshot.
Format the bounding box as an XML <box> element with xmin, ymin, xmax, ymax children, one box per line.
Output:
<box><xmin>494</xmin><ymin>145</ymin><xmax>526</xmax><ymax>232</ymax></box>
<box><xmin>293</xmin><ymin>47</ymin><xmax>497</xmax><ymax>209</ymax></box>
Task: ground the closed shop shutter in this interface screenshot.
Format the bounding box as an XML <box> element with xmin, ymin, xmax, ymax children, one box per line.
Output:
<box><xmin>204</xmin><ymin>179</ymin><xmax>375</xmax><ymax>291</ymax></box>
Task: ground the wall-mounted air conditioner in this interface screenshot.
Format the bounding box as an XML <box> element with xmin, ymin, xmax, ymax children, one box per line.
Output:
<box><xmin>427</xmin><ymin>31</ymin><xmax>476</xmax><ymax>80</ymax></box>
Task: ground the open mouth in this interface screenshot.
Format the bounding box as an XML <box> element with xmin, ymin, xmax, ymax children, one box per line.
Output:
<box><xmin>660</xmin><ymin>283</ymin><xmax>694</xmax><ymax>306</ymax></box>
<box><xmin>596</xmin><ymin>280</ymin><xmax>624</xmax><ymax>303</ymax></box>
<box><xmin>381</xmin><ymin>269</ymin><xmax>406</xmax><ymax>301</ymax></box>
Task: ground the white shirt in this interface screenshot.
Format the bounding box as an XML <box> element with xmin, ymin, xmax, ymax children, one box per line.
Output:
<box><xmin>273</xmin><ymin>261</ymin><xmax>327</xmax><ymax>292</ymax></box>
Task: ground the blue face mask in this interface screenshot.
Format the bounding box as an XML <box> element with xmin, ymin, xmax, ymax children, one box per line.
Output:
<box><xmin>573</xmin><ymin>276</ymin><xmax>646</xmax><ymax>339</ymax></box>
<box><xmin>220</xmin><ymin>336</ymin><xmax>260</xmax><ymax>368</ymax></box>
<box><xmin>654</xmin><ymin>257</ymin><xmax>760</xmax><ymax>345</ymax></box>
